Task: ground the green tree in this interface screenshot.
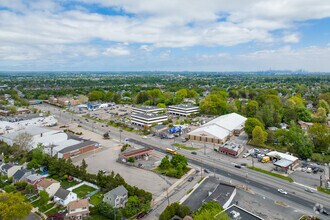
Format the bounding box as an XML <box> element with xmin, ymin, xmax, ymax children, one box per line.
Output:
<box><xmin>296</xmin><ymin>107</ymin><xmax>312</xmax><ymax>122</ymax></box>
<box><xmin>308</xmin><ymin>123</ymin><xmax>330</xmax><ymax>153</ymax></box>
<box><xmin>25</xmin><ymin>184</ymin><xmax>34</xmax><ymax>194</ymax></box>
<box><xmin>39</xmin><ymin>190</ymin><xmax>49</xmax><ymax>205</ymax></box>
<box><xmin>12</xmin><ymin>132</ymin><xmax>33</xmax><ymax>159</ymax></box>
<box><xmin>4</xmin><ymin>185</ymin><xmax>16</xmax><ymax>193</ymax></box>
<box><xmin>246</xmin><ymin>100</ymin><xmax>259</xmax><ymax>117</ymax></box>
<box><xmin>160</xmin><ymin>202</ymin><xmax>191</xmax><ymax>220</ymax></box>
<box><xmin>135</xmin><ymin>91</ymin><xmax>149</xmax><ymax>104</ymax></box>
<box><xmin>103</xmin><ymin>91</ymin><xmax>114</xmax><ymax>102</ymax></box>
<box><xmin>96</xmin><ymin>202</ymin><xmax>122</xmax><ymax>220</ymax></box>
<box><xmin>122</xmin><ymin>196</ymin><xmax>141</xmax><ymax>217</ymax></box>
<box><xmin>244</xmin><ymin>118</ymin><xmax>264</xmax><ymax>139</ymax></box>
<box><xmin>193</xmin><ymin>201</ymin><xmax>229</xmax><ymax>220</ymax></box>
<box><xmin>317</xmin><ymin>99</ymin><xmax>329</xmax><ymax>114</ymax></box>
<box><xmin>7</xmin><ymin>106</ymin><xmax>17</xmax><ymax>114</ymax></box>
<box><xmin>0</xmin><ymin>192</ymin><xmax>32</xmax><ymax>220</ymax></box>
<box><xmin>159</xmin><ymin>155</ymin><xmax>171</xmax><ymax>169</ymax></box>
<box><xmin>200</xmin><ymin>93</ymin><xmax>228</xmax><ymax>115</ymax></box>
<box><xmin>89</xmin><ymin>90</ymin><xmax>104</xmax><ymax>101</ymax></box>
<box><xmin>170</xmin><ymin>154</ymin><xmax>188</xmax><ymax>168</ymax></box>
<box><xmin>251</xmin><ymin>126</ymin><xmax>268</xmax><ymax>146</ymax></box>
<box><xmin>285</xmin><ymin>122</ymin><xmax>314</xmax><ymax>159</ymax></box>
<box><xmin>312</xmin><ymin>107</ymin><xmax>327</xmax><ymax>123</ymax></box>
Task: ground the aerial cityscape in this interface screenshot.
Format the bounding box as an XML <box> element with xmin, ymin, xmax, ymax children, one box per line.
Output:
<box><xmin>0</xmin><ymin>1</ymin><xmax>330</xmax><ymax>220</ymax></box>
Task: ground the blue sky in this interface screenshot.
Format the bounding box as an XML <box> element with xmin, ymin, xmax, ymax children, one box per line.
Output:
<box><xmin>0</xmin><ymin>0</ymin><xmax>330</xmax><ymax>71</ymax></box>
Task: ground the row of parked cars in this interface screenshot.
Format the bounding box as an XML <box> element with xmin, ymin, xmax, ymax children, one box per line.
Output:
<box><xmin>301</xmin><ymin>161</ymin><xmax>324</xmax><ymax>174</ymax></box>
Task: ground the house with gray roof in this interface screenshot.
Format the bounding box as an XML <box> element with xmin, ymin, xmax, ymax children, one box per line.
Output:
<box><xmin>54</xmin><ymin>187</ymin><xmax>78</xmax><ymax>206</ymax></box>
<box><xmin>12</xmin><ymin>169</ymin><xmax>32</xmax><ymax>183</ymax></box>
<box><xmin>103</xmin><ymin>185</ymin><xmax>128</xmax><ymax>208</ymax></box>
<box><xmin>0</xmin><ymin>163</ymin><xmax>22</xmax><ymax>177</ymax></box>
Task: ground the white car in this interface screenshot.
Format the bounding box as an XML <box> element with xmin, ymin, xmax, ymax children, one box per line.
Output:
<box><xmin>242</xmin><ymin>153</ymin><xmax>250</xmax><ymax>158</ymax></box>
<box><xmin>142</xmin><ymin>136</ymin><xmax>148</xmax><ymax>139</ymax></box>
<box><xmin>277</xmin><ymin>189</ymin><xmax>288</xmax><ymax>194</ymax></box>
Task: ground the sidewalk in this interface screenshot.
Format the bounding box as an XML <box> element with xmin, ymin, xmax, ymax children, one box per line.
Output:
<box><xmin>152</xmin><ymin>167</ymin><xmax>195</xmax><ymax>206</ymax></box>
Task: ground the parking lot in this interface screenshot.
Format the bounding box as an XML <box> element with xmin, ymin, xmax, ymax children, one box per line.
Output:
<box><xmin>53</xmin><ymin>122</ymin><xmax>177</xmax><ymax>200</ymax></box>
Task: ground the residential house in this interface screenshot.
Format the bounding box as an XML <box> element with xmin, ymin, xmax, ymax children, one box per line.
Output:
<box><xmin>37</xmin><ymin>178</ymin><xmax>60</xmax><ymax>197</ymax></box>
<box><xmin>66</xmin><ymin>199</ymin><xmax>90</xmax><ymax>219</ymax></box>
<box><xmin>0</xmin><ymin>163</ymin><xmax>22</xmax><ymax>177</ymax></box>
<box><xmin>12</xmin><ymin>169</ymin><xmax>32</xmax><ymax>183</ymax></box>
<box><xmin>54</xmin><ymin>187</ymin><xmax>78</xmax><ymax>206</ymax></box>
<box><xmin>103</xmin><ymin>185</ymin><xmax>128</xmax><ymax>208</ymax></box>
<box><xmin>26</xmin><ymin>174</ymin><xmax>45</xmax><ymax>189</ymax></box>
<box><xmin>298</xmin><ymin>120</ymin><xmax>313</xmax><ymax>131</ymax></box>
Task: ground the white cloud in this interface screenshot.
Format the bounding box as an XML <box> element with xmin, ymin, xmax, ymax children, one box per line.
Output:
<box><xmin>282</xmin><ymin>33</ymin><xmax>300</xmax><ymax>43</ymax></box>
<box><xmin>0</xmin><ymin>0</ymin><xmax>330</xmax><ymax>70</ymax></box>
<box><xmin>103</xmin><ymin>45</ymin><xmax>130</xmax><ymax>56</ymax></box>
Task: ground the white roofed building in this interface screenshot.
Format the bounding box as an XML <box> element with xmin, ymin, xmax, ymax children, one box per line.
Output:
<box><xmin>187</xmin><ymin>113</ymin><xmax>247</xmax><ymax>144</ymax></box>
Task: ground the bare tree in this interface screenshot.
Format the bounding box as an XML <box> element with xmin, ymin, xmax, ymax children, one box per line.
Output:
<box><xmin>13</xmin><ymin>132</ymin><xmax>33</xmax><ymax>159</ymax></box>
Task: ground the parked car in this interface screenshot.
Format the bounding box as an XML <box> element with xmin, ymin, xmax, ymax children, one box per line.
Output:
<box><xmin>188</xmin><ymin>177</ymin><xmax>194</xmax><ymax>182</ymax></box>
<box><xmin>277</xmin><ymin>189</ymin><xmax>288</xmax><ymax>194</ymax></box>
<box><xmin>242</xmin><ymin>153</ymin><xmax>249</xmax><ymax>158</ymax></box>
<box><xmin>204</xmin><ymin>169</ymin><xmax>210</xmax><ymax>174</ymax></box>
<box><xmin>191</xmin><ymin>151</ymin><xmax>197</xmax><ymax>155</ymax></box>
<box><xmin>234</xmin><ymin>164</ymin><xmax>242</xmax><ymax>168</ymax></box>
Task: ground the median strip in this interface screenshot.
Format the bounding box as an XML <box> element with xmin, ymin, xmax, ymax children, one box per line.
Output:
<box><xmin>247</xmin><ymin>166</ymin><xmax>294</xmax><ymax>183</ymax></box>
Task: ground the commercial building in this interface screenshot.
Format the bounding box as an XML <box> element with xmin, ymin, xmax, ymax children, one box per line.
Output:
<box><xmin>218</xmin><ymin>142</ymin><xmax>244</xmax><ymax>157</ymax></box>
<box><xmin>131</xmin><ymin>113</ymin><xmax>168</xmax><ymax>127</ymax></box>
<box><xmin>266</xmin><ymin>151</ymin><xmax>299</xmax><ymax>173</ymax></box>
<box><xmin>132</xmin><ymin>106</ymin><xmax>163</xmax><ymax>114</ymax></box>
<box><xmin>168</xmin><ymin>104</ymin><xmax>199</xmax><ymax>116</ymax></box>
<box><xmin>0</xmin><ymin>125</ymin><xmax>99</xmax><ymax>159</ymax></box>
<box><xmin>215</xmin><ymin>204</ymin><xmax>264</xmax><ymax>220</ymax></box>
<box><xmin>182</xmin><ymin>177</ymin><xmax>236</xmax><ymax>212</ymax></box>
<box><xmin>57</xmin><ymin>140</ymin><xmax>99</xmax><ymax>159</ymax></box>
<box><xmin>187</xmin><ymin>113</ymin><xmax>247</xmax><ymax>144</ymax></box>
<box><xmin>119</xmin><ymin>147</ymin><xmax>153</xmax><ymax>161</ymax></box>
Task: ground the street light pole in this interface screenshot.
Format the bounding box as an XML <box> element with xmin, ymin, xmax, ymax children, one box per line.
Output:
<box><xmin>119</xmin><ymin>129</ymin><xmax>123</xmax><ymax>143</ymax></box>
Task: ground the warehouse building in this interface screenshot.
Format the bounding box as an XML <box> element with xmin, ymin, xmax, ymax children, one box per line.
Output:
<box><xmin>187</xmin><ymin>113</ymin><xmax>247</xmax><ymax>144</ymax></box>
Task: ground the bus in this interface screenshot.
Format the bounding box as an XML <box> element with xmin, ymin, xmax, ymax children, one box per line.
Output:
<box><xmin>166</xmin><ymin>148</ymin><xmax>177</xmax><ymax>155</ymax></box>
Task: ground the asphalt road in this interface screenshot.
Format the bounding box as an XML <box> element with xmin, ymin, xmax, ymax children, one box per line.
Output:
<box><xmin>128</xmin><ymin>139</ymin><xmax>330</xmax><ymax>213</ymax></box>
<box><xmin>38</xmin><ymin>104</ymin><xmax>330</xmax><ymax>217</ymax></box>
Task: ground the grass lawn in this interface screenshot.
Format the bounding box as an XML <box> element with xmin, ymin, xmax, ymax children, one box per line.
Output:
<box><xmin>154</xmin><ymin>166</ymin><xmax>191</xmax><ymax>179</ymax></box>
<box><xmin>247</xmin><ymin>166</ymin><xmax>294</xmax><ymax>182</ymax></box>
<box><xmin>90</xmin><ymin>214</ymin><xmax>109</xmax><ymax>220</ymax></box>
<box><xmin>90</xmin><ymin>191</ymin><xmax>103</xmax><ymax>206</ymax></box>
<box><xmin>172</xmin><ymin>143</ymin><xmax>198</xmax><ymax>151</ymax></box>
<box><xmin>60</xmin><ymin>180</ymin><xmax>78</xmax><ymax>189</ymax></box>
<box><xmin>317</xmin><ymin>187</ymin><xmax>330</xmax><ymax>194</ymax></box>
<box><xmin>31</xmin><ymin>198</ymin><xmax>43</xmax><ymax>208</ymax></box>
<box><xmin>45</xmin><ymin>206</ymin><xmax>63</xmax><ymax>215</ymax></box>
<box><xmin>73</xmin><ymin>184</ymin><xmax>97</xmax><ymax>198</ymax></box>
<box><xmin>39</xmin><ymin>203</ymin><xmax>55</xmax><ymax>213</ymax></box>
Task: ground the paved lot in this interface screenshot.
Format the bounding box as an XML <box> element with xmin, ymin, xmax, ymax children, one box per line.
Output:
<box><xmin>64</xmin><ymin>124</ymin><xmax>177</xmax><ymax>200</ymax></box>
<box><xmin>234</xmin><ymin>189</ymin><xmax>306</xmax><ymax>220</ymax></box>
<box><xmin>290</xmin><ymin>169</ymin><xmax>324</xmax><ymax>188</ymax></box>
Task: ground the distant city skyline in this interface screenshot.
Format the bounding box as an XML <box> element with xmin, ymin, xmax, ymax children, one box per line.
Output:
<box><xmin>1</xmin><ymin>0</ymin><xmax>330</xmax><ymax>71</ymax></box>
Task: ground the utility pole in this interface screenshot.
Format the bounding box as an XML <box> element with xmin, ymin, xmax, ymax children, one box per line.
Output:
<box><xmin>201</xmin><ymin>160</ymin><xmax>203</xmax><ymax>179</ymax></box>
<box><xmin>166</xmin><ymin>188</ymin><xmax>170</xmax><ymax>206</ymax></box>
<box><xmin>252</xmin><ymin>156</ymin><xmax>254</xmax><ymax>168</ymax></box>
<box><xmin>119</xmin><ymin>129</ymin><xmax>123</xmax><ymax>143</ymax></box>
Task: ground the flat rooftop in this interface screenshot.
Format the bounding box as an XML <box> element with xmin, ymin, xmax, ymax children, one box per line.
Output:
<box><xmin>182</xmin><ymin>177</ymin><xmax>235</xmax><ymax>212</ymax></box>
<box><xmin>221</xmin><ymin>142</ymin><xmax>242</xmax><ymax>152</ymax></box>
<box><xmin>169</xmin><ymin>104</ymin><xmax>198</xmax><ymax>109</ymax></box>
<box><xmin>131</xmin><ymin>113</ymin><xmax>167</xmax><ymax>119</ymax></box>
<box><xmin>133</xmin><ymin>106</ymin><xmax>162</xmax><ymax>110</ymax></box>
<box><xmin>222</xmin><ymin>204</ymin><xmax>264</xmax><ymax>220</ymax></box>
